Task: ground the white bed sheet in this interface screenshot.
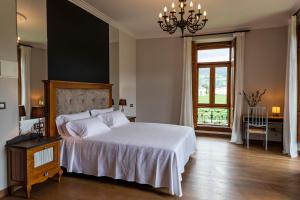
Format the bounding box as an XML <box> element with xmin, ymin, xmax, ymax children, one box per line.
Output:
<box><xmin>60</xmin><ymin>122</ymin><xmax>196</xmax><ymax>197</ymax></box>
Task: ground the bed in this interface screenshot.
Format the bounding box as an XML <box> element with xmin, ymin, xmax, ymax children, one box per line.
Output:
<box><xmin>44</xmin><ymin>80</ymin><xmax>197</xmax><ymax>197</ymax></box>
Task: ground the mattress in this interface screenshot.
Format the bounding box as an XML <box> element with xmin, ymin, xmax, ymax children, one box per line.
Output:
<box><xmin>60</xmin><ymin>122</ymin><xmax>197</xmax><ymax>197</ymax></box>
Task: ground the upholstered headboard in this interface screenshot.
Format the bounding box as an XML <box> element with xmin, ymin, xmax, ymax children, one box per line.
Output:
<box><xmin>56</xmin><ymin>89</ymin><xmax>110</xmax><ymax>116</ymax></box>
<box><xmin>44</xmin><ymin>80</ymin><xmax>112</xmax><ymax>137</ymax></box>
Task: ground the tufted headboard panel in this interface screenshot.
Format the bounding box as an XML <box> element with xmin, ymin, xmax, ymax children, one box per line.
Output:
<box><xmin>44</xmin><ymin>80</ymin><xmax>112</xmax><ymax>137</ymax></box>
<box><xmin>56</xmin><ymin>89</ymin><xmax>109</xmax><ymax>116</ymax></box>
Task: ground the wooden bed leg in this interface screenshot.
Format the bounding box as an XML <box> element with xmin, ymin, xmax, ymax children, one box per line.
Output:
<box><xmin>25</xmin><ymin>185</ymin><xmax>31</xmax><ymax>199</ymax></box>
<box><xmin>7</xmin><ymin>185</ymin><xmax>13</xmax><ymax>195</ymax></box>
<box><xmin>57</xmin><ymin>169</ymin><xmax>63</xmax><ymax>183</ymax></box>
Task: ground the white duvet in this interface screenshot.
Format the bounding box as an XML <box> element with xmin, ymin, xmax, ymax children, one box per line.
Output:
<box><xmin>60</xmin><ymin>122</ymin><xmax>197</xmax><ymax>197</ymax></box>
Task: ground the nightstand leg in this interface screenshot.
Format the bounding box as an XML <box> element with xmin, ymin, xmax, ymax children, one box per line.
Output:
<box><xmin>26</xmin><ymin>185</ymin><xmax>31</xmax><ymax>199</ymax></box>
<box><xmin>58</xmin><ymin>169</ymin><xmax>63</xmax><ymax>183</ymax></box>
<box><xmin>7</xmin><ymin>185</ymin><xmax>13</xmax><ymax>195</ymax></box>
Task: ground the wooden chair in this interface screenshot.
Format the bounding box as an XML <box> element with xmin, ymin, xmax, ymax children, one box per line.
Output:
<box><xmin>246</xmin><ymin>107</ymin><xmax>268</xmax><ymax>150</ymax></box>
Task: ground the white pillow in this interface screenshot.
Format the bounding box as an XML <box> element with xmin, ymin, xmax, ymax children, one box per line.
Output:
<box><xmin>65</xmin><ymin>117</ymin><xmax>110</xmax><ymax>138</ymax></box>
<box><xmin>97</xmin><ymin>111</ymin><xmax>129</xmax><ymax>128</ymax></box>
<box><xmin>56</xmin><ymin>111</ymin><xmax>90</xmax><ymax>136</ymax></box>
<box><xmin>90</xmin><ymin>107</ymin><xmax>114</xmax><ymax>117</ymax></box>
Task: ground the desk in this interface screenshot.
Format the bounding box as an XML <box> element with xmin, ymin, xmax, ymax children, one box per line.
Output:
<box><xmin>242</xmin><ymin>115</ymin><xmax>284</xmax><ymax>147</ymax></box>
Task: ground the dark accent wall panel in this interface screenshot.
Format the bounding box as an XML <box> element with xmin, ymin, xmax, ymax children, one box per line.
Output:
<box><xmin>47</xmin><ymin>0</ymin><xmax>109</xmax><ymax>83</ymax></box>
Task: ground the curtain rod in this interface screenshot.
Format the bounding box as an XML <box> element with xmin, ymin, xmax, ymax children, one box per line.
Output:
<box><xmin>183</xmin><ymin>29</ymin><xmax>250</xmax><ymax>38</ymax></box>
<box><xmin>293</xmin><ymin>8</ymin><xmax>300</xmax><ymax>16</ymax></box>
<box><xmin>18</xmin><ymin>43</ymin><xmax>33</xmax><ymax>48</ymax></box>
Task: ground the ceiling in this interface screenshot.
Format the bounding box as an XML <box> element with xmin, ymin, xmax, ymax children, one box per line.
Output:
<box><xmin>86</xmin><ymin>0</ymin><xmax>300</xmax><ymax>38</ymax></box>
<box><xmin>15</xmin><ymin>0</ymin><xmax>300</xmax><ymax>42</ymax></box>
<box><xmin>17</xmin><ymin>0</ymin><xmax>47</xmax><ymax>45</ymax></box>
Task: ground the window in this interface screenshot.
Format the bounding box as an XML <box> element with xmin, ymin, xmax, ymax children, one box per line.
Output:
<box><xmin>193</xmin><ymin>42</ymin><xmax>232</xmax><ymax>129</ymax></box>
<box><xmin>197</xmin><ymin>48</ymin><xmax>230</xmax><ymax>63</ymax></box>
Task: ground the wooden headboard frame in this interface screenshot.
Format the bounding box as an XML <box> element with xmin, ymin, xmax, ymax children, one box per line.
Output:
<box><xmin>43</xmin><ymin>80</ymin><xmax>112</xmax><ymax>137</ymax></box>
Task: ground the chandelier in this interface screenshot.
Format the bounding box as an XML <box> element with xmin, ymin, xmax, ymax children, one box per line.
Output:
<box><xmin>158</xmin><ymin>0</ymin><xmax>208</xmax><ymax>37</ymax></box>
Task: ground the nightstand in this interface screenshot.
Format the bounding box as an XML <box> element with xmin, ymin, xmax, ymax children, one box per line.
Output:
<box><xmin>127</xmin><ymin>116</ymin><xmax>136</xmax><ymax>122</ymax></box>
<box><xmin>6</xmin><ymin>134</ymin><xmax>63</xmax><ymax>198</ymax></box>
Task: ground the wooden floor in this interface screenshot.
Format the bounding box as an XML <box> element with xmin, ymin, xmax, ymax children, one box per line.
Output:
<box><xmin>3</xmin><ymin>137</ymin><xmax>300</xmax><ymax>200</ymax></box>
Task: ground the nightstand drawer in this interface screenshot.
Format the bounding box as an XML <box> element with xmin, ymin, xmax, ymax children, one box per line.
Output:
<box><xmin>31</xmin><ymin>159</ymin><xmax>59</xmax><ymax>177</ymax></box>
<box><xmin>31</xmin><ymin>166</ymin><xmax>60</xmax><ymax>181</ymax></box>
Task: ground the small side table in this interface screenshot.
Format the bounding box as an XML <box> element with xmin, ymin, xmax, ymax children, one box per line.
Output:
<box><xmin>6</xmin><ymin>134</ymin><xmax>63</xmax><ymax>198</ymax></box>
<box><xmin>127</xmin><ymin>116</ymin><xmax>136</xmax><ymax>122</ymax></box>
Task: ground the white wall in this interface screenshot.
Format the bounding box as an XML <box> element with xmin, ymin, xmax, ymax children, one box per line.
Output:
<box><xmin>136</xmin><ymin>37</ymin><xmax>183</xmax><ymax>124</ymax></box>
<box><xmin>0</xmin><ymin>0</ymin><xmax>18</xmax><ymax>191</ymax></box>
<box><xmin>136</xmin><ymin>27</ymin><xmax>287</xmax><ymax>125</ymax></box>
<box><xmin>243</xmin><ymin>27</ymin><xmax>287</xmax><ymax>141</ymax></box>
<box><xmin>109</xmin><ymin>26</ymin><xmax>120</xmax><ymax>110</ymax></box>
<box><xmin>244</xmin><ymin>27</ymin><xmax>287</xmax><ymax>115</ymax></box>
<box><xmin>119</xmin><ymin>31</ymin><xmax>136</xmax><ymax>116</ymax></box>
<box><xmin>109</xmin><ymin>28</ymin><xmax>136</xmax><ymax>116</ymax></box>
<box><xmin>30</xmin><ymin>47</ymin><xmax>47</xmax><ymax>106</ymax></box>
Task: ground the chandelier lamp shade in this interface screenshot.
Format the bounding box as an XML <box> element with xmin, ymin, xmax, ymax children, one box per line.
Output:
<box><xmin>158</xmin><ymin>0</ymin><xmax>208</xmax><ymax>37</ymax></box>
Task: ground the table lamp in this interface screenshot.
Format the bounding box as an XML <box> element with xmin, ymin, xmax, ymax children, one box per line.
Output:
<box><xmin>18</xmin><ymin>105</ymin><xmax>26</xmax><ymax>135</ymax></box>
<box><xmin>119</xmin><ymin>99</ymin><xmax>127</xmax><ymax>113</ymax></box>
<box><xmin>31</xmin><ymin>106</ymin><xmax>45</xmax><ymax>134</ymax></box>
<box><xmin>18</xmin><ymin>105</ymin><xmax>26</xmax><ymax>120</ymax></box>
<box><xmin>272</xmin><ymin>106</ymin><xmax>280</xmax><ymax>117</ymax></box>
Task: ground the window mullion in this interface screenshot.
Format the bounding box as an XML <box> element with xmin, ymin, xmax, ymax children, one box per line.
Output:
<box><xmin>210</xmin><ymin>65</ymin><xmax>215</xmax><ymax>106</ymax></box>
<box><xmin>227</xmin><ymin>64</ymin><xmax>231</xmax><ymax>108</ymax></box>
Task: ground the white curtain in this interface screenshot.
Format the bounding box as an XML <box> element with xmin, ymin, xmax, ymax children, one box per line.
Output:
<box><xmin>179</xmin><ymin>37</ymin><xmax>194</xmax><ymax>127</ymax></box>
<box><xmin>231</xmin><ymin>32</ymin><xmax>245</xmax><ymax>144</ymax></box>
<box><xmin>20</xmin><ymin>46</ymin><xmax>32</xmax><ymax>119</ymax></box>
<box><xmin>283</xmin><ymin>16</ymin><xmax>298</xmax><ymax>158</ymax></box>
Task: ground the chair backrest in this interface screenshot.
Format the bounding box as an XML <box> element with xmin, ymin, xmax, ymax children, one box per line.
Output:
<box><xmin>247</xmin><ymin>106</ymin><xmax>268</xmax><ymax>127</ymax></box>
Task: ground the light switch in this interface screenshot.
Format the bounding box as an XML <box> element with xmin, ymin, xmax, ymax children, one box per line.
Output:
<box><xmin>0</xmin><ymin>102</ymin><xmax>6</xmax><ymax>109</ymax></box>
<box><xmin>130</xmin><ymin>104</ymin><xmax>134</xmax><ymax>108</ymax></box>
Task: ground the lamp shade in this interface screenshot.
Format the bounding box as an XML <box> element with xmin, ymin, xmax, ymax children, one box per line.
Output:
<box><xmin>272</xmin><ymin>106</ymin><xmax>280</xmax><ymax>114</ymax></box>
<box><xmin>119</xmin><ymin>99</ymin><xmax>127</xmax><ymax>106</ymax></box>
<box><xmin>31</xmin><ymin>106</ymin><xmax>45</xmax><ymax>118</ymax></box>
<box><xmin>18</xmin><ymin>105</ymin><xmax>26</xmax><ymax>117</ymax></box>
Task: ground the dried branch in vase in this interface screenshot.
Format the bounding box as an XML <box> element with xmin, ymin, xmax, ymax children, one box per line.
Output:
<box><xmin>243</xmin><ymin>89</ymin><xmax>266</xmax><ymax>107</ymax></box>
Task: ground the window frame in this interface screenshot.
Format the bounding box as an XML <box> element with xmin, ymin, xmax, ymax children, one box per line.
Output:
<box><xmin>197</xmin><ymin>47</ymin><xmax>231</xmax><ymax>63</ymax></box>
<box><xmin>192</xmin><ymin>42</ymin><xmax>233</xmax><ymax>130</ymax></box>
